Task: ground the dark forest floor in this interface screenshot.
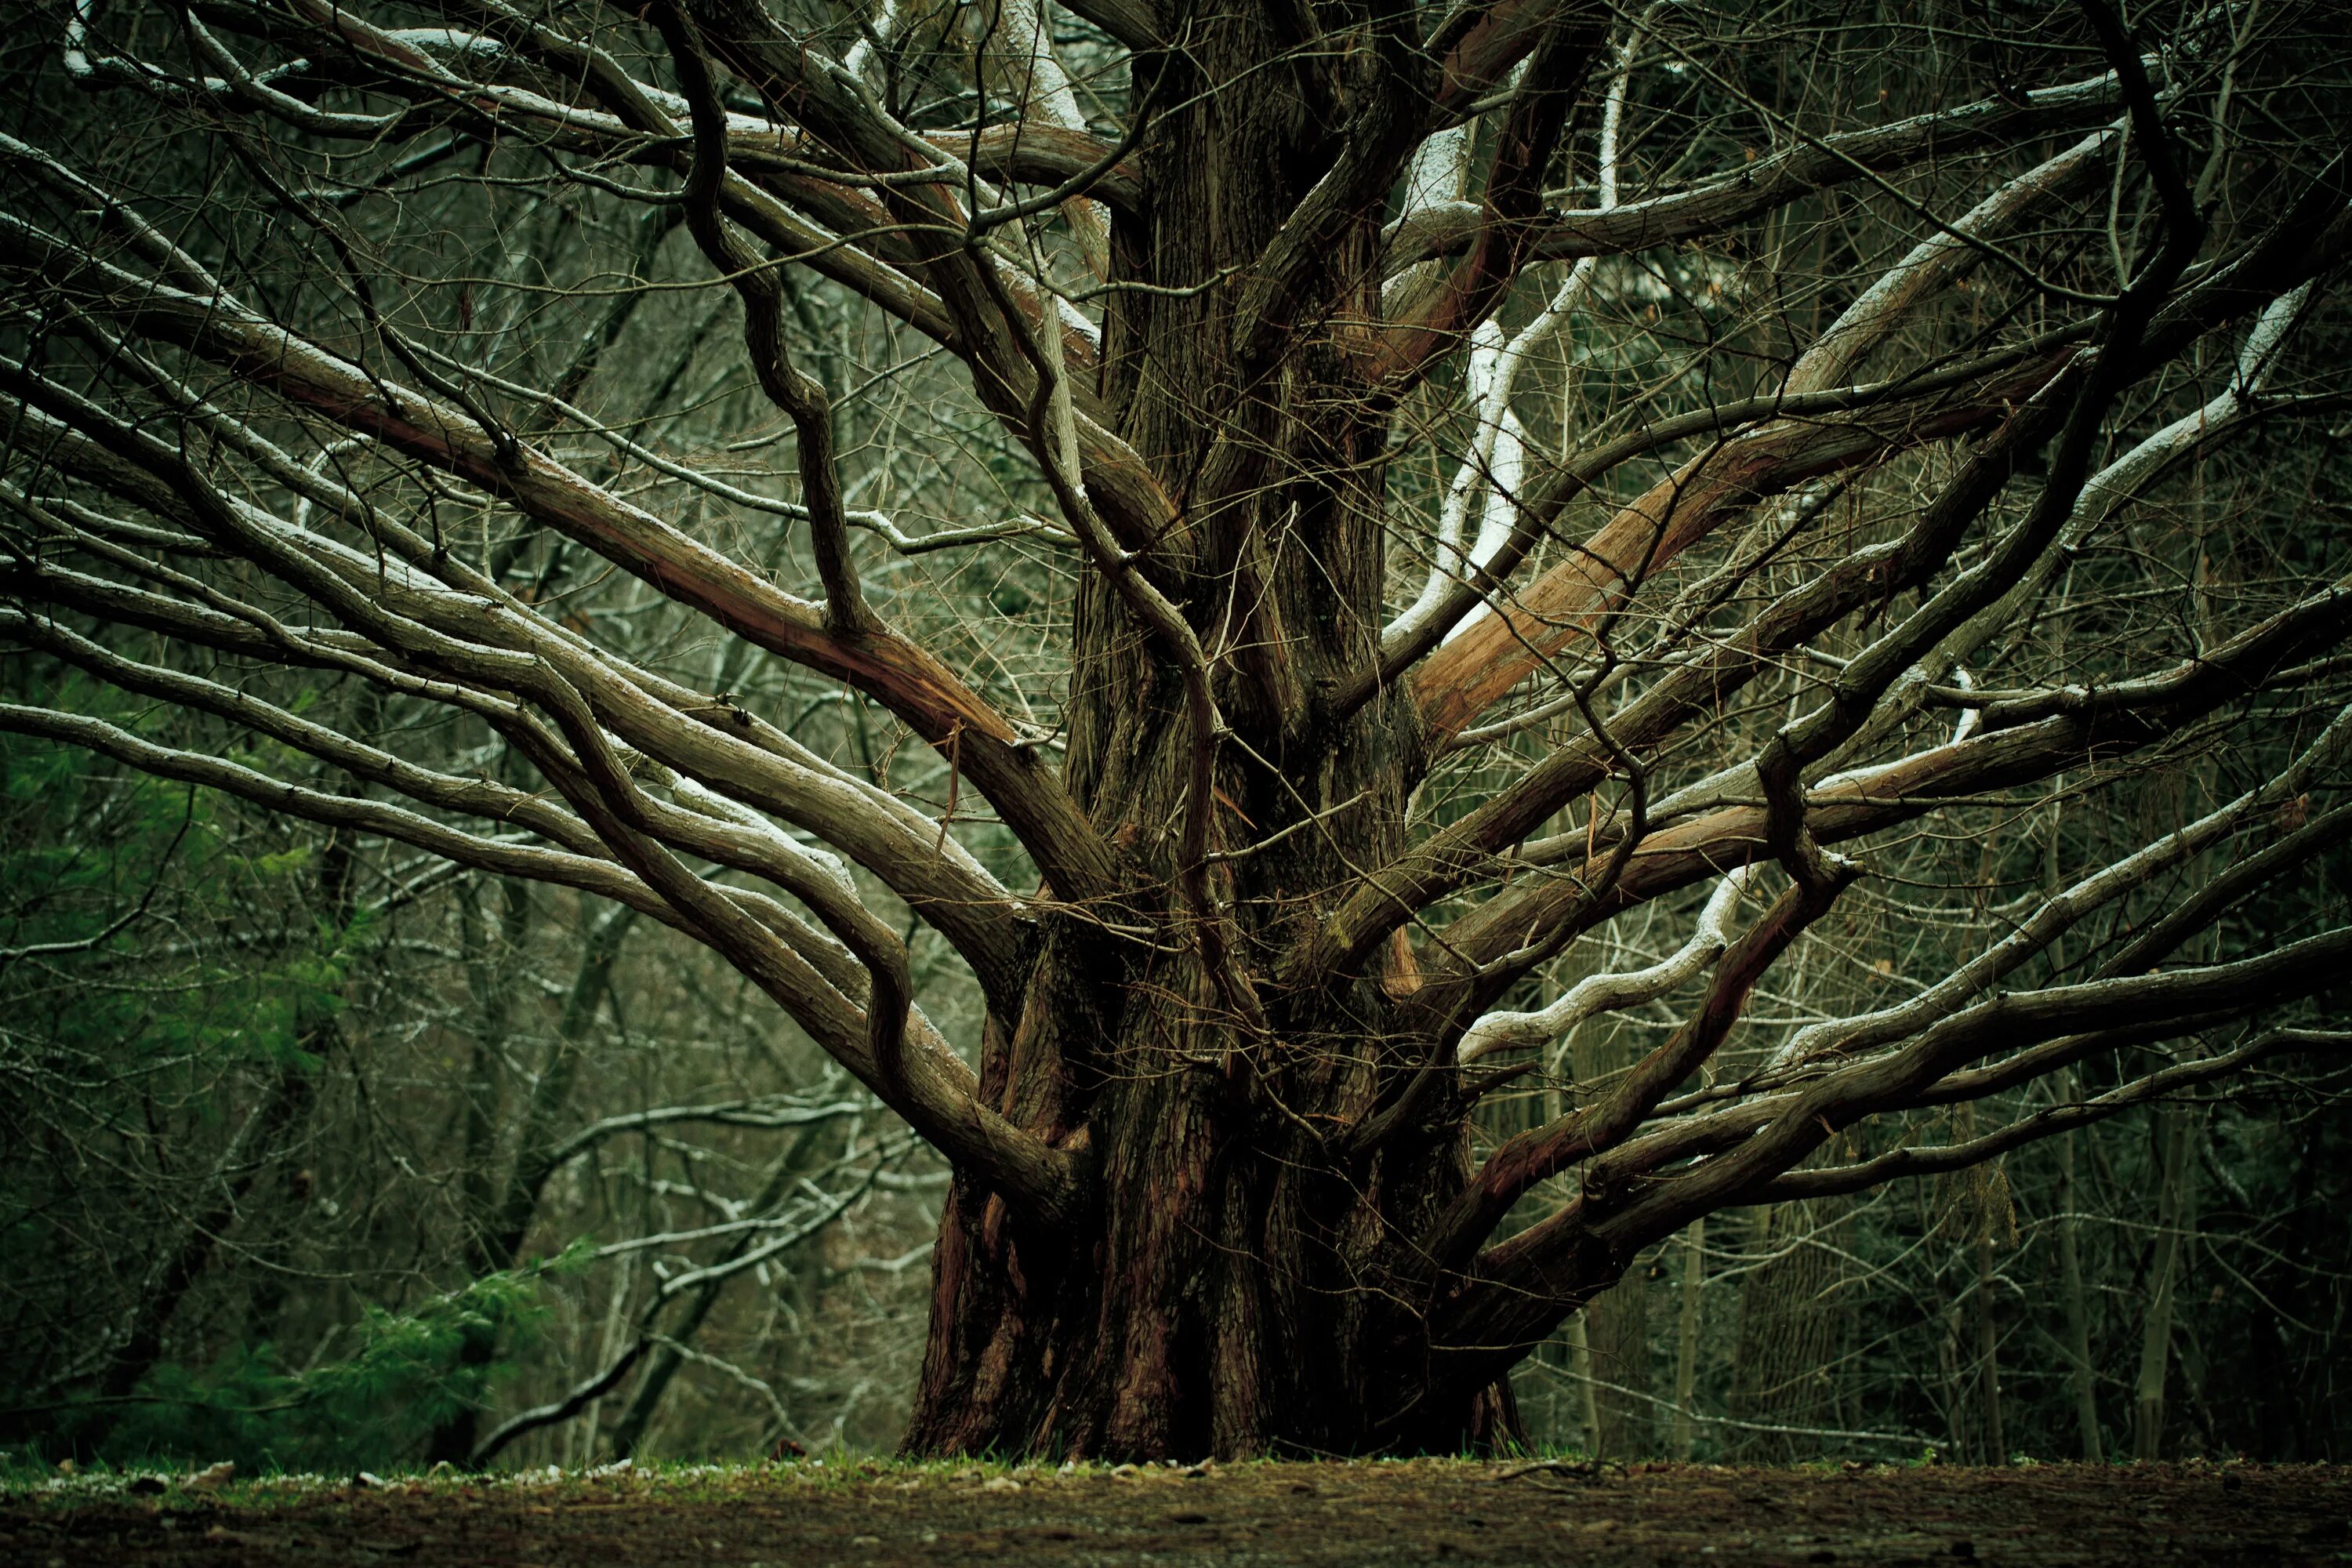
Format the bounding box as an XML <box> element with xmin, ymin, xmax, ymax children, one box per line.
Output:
<box><xmin>5</xmin><ymin>1457</ymin><xmax>2350</xmax><ymax>1566</ymax></box>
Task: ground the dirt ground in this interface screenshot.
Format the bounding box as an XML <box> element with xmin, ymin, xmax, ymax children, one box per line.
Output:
<box><xmin>5</xmin><ymin>1458</ymin><xmax>2349</xmax><ymax>1566</ymax></box>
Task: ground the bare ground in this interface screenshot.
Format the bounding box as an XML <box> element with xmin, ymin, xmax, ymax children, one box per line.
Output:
<box><xmin>6</xmin><ymin>1458</ymin><xmax>2350</xmax><ymax>1566</ymax></box>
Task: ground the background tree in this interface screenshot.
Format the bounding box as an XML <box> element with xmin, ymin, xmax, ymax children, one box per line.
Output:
<box><xmin>2</xmin><ymin>0</ymin><xmax>2350</xmax><ymax>1465</ymax></box>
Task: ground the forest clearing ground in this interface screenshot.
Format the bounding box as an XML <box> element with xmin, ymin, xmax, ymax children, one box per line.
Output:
<box><xmin>5</xmin><ymin>1458</ymin><xmax>2350</xmax><ymax>1566</ymax></box>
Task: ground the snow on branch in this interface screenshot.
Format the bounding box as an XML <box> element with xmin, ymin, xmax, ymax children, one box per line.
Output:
<box><xmin>1458</xmin><ymin>867</ymin><xmax>1758</xmax><ymax>1064</ymax></box>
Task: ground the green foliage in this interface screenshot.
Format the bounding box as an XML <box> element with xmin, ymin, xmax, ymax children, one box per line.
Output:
<box><xmin>53</xmin><ymin>1269</ymin><xmax>559</xmax><ymax>1473</ymax></box>
<box><xmin>0</xmin><ymin>710</ymin><xmax>369</xmax><ymax>1075</ymax></box>
<box><xmin>0</xmin><ymin>708</ymin><xmax>395</xmax><ymax>1458</ymax></box>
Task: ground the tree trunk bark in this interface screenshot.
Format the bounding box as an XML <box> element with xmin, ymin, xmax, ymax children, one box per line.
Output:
<box><xmin>900</xmin><ymin>960</ymin><xmax>1535</xmax><ymax>1457</ymax></box>
<box><xmin>1974</xmin><ymin>1229</ymin><xmax>2005</xmax><ymax>1464</ymax></box>
<box><xmin>2044</xmin><ymin>803</ymin><xmax>2106</xmax><ymax>1463</ymax></box>
<box><xmin>898</xmin><ymin>15</ymin><xmax>1569</xmax><ymax>1458</ymax></box>
<box><xmin>884</xmin><ymin>1</ymin><xmax>1647</xmax><ymax>1459</ymax></box>
<box><xmin>430</xmin><ymin>895</ymin><xmax>629</xmax><ymax>1467</ymax></box>
<box><xmin>2133</xmin><ymin>373</ymin><xmax>2213</xmax><ymax>1462</ymax></box>
<box><xmin>2133</xmin><ymin>1108</ymin><xmax>2198</xmax><ymax>1460</ymax></box>
<box><xmin>1572</xmin><ymin>1031</ymin><xmax>1651</xmax><ymax>1458</ymax></box>
<box><xmin>428</xmin><ymin>879</ymin><xmax>532</xmax><ymax>1467</ymax></box>
<box><xmin>1583</xmin><ymin>1258</ymin><xmax>1651</xmax><ymax>1457</ymax></box>
<box><xmin>1672</xmin><ymin>1219</ymin><xmax>1706</xmax><ymax>1458</ymax></box>
<box><xmin>1565</xmin><ymin>1311</ymin><xmax>1602</xmax><ymax>1456</ymax></box>
<box><xmin>2055</xmin><ymin>1073</ymin><xmax>2105</xmax><ymax>1462</ymax></box>
<box><xmin>1727</xmin><ymin>1201</ymin><xmax>1849</xmax><ymax>1462</ymax></box>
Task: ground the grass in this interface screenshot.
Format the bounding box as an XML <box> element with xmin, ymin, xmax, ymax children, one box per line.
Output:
<box><xmin>0</xmin><ymin>1446</ymin><xmax>1620</xmax><ymax>1508</ymax></box>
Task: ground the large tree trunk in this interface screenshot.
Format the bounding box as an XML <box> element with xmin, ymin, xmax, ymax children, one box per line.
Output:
<box><xmin>901</xmin><ymin>935</ymin><xmax>1540</xmax><ymax>1456</ymax></box>
<box><xmin>901</xmin><ymin>910</ymin><xmax>1543</xmax><ymax>1456</ymax></box>
<box><xmin>902</xmin><ymin>18</ymin><xmax>1556</xmax><ymax>1459</ymax></box>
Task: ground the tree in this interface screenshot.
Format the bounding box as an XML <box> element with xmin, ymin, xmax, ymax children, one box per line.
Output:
<box><xmin>0</xmin><ymin>707</ymin><xmax>919</xmax><ymax>1466</ymax></box>
<box><xmin>2</xmin><ymin>0</ymin><xmax>2350</xmax><ymax>1462</ymax></box>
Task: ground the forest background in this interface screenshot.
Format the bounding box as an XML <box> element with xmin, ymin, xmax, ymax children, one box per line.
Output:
<box><xmin>2</xmin><ymin>0</ymin><xmax>2350</xmax><ymax>1475</ymax></box>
